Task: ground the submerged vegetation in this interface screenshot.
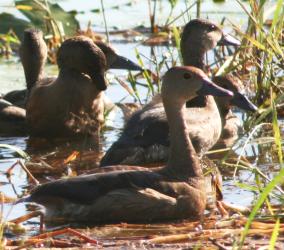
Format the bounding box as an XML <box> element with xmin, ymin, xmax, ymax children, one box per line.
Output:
<box><xmin>0</xmin><ymin>0</ymin><xmax>284</xmax><ymax>249</ymax></box>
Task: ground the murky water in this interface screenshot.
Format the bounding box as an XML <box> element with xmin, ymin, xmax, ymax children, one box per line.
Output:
<box><xmin>0</xmin><ymin>0</ymin><xmax>283</xmax><ymax>245</ymax></box>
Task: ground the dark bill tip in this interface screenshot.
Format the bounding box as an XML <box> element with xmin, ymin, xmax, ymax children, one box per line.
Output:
<box><xmin>92</xmin><ymin>73</ymin><xmax>108</xmax><ymax>91</ymax></box>
<box><xmin>231</xmin><ymin>92</ymin><xmax>258</xmax><ymax>112</ymax></box>
<box><xmin>197</xmin><ymin>78</ymin><xmax>234</xmax><ymax>97</ymax></box>
<box><xmin>217</xmin><ymin>33</ymin><xmax>240</xmax><ymax>47</ymax></box>
<box><xmin>110</xmin><ymin>55</ymin><xmax>143</xmax><ymax>71</ymax></box>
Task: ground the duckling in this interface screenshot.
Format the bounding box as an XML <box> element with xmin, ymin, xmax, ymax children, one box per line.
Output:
<box><xmin>212</xmin><ymin>75</ymin><xmax>257</xmax><ymax>149</ymax></box>
<box><xmin>0</xmin><ymin>99</ymin><xmax>27</xmax><ymax>136</ymax></box>
<box><xmin>2</xmin><ymin>34</ymin><xmax>142</xmax><ymax>108</ymax></box>
<box><xmin>100</xmin><ymin>19</ymin><xmax>243</xmax><ymax>166</ymax></box>
<box><xmin>21</xmin><ymin>66</ymin><xmax>233</xmax><ymax>223</ymax></box>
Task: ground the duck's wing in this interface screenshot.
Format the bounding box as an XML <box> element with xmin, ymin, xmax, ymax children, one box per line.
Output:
<box><xmin>58</xmin><ymin>188</ymin><xmax>179</xmax><ymax>223</ymax></box>
<box><xmin>28</xmin><ymin>169</ymin><xmax>165</xmax><ymax>205</ymax></box>
<box><xmin>0</xmin><ymin>100</ymin><xmax>26</xmax><ymax>121</ymax></box>
<box><xmin>101</xmin><ymin>96</ymin><xmax>170</xmax><ymax>166</ymax></box>
<box><xmin>2</xmin><ymin>89</ymin><xmax>27</xmax><ymax>108</ymax></box>
<box><xmin>40</xmin><ymin>185</ymin><xmax>202</xmax><ymax>224</ymax></box>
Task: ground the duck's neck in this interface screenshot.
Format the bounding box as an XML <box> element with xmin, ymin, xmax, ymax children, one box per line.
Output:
<box><xmin>57</xmin><ymin>68</ymin><xmax>87</xmax><ymax>85</ymax></box>
<box><xmin>20</xmin><ymin>39</ymin><xmax>47</xmax><ymax>91</ymax></box>
<box><xmin>181</xmin><ymin>44</ymin><xmax>206</xmax><ymax>71</ymax></box>
<box><xmin>182</xmin><ymin>43</ymin><xmax>208</xmax><ymax>107</ymax></box>
<box><xmin>215</xmin><ymin>98</ymin><xmax>231</xmax><ymax>117</ymax></box>
<box><xmin>164</xmin><ymin>100</ymin><xmax>202</xmax><ymax>178</ymax></box>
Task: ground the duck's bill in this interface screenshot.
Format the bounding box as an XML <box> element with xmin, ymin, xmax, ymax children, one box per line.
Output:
<box><xmin>93</xmin><ymin>73</ymin><xmax>108</xmax><ymax>91</ymax></box>
<box><xmin>231</xmin><ymin>92</ymin><xmax>258</xmax><ymax>112</ymax></box>
<box><xmin>197</xmin><ymin>78</ymin><xmax>233</xmax><ymax>97</ymax></box>
<box><xmin>110</xmin><ymin>55</ymin><xmax>143</xmax><ymax>71</ymax></box>
<box><xmin>218</xmin><ymin>33</ymin><xmax>240</xmax><ymax>47</ymax></box>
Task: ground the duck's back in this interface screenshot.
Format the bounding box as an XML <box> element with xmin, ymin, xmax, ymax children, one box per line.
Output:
<box><xmin>26</xmin><ymin>72</ymin><xmax>102</xmax><ymax>137</ymax></box>
<box><xmin>101</xmin><ymin>95</ymin><xmax>222</xmax><ymax>166</ymax></box>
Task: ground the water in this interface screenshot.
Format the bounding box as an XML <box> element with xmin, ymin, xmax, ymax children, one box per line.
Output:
<box><xmin>0</xmin><ymin>42</ymin><xmax>255</xmax><ymax>233</ymax></box>
<box><xmin>0</xmin><ymin>0</ymin><xmax>282</xmax><ymax>244</ymax></box>
<box><xmin>1</xmin><ymin>0</ymin><xmax>246</xmax><ymax>30</ymax></box>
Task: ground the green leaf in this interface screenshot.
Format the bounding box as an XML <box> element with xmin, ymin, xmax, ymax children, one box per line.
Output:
<box><xmin>238</xmin><ymin>165</ymin><xmax>284</xmax><ymax>248</ymax></box>
<box><xmin>172</xmin><ymin>26</ymin><xmax>182</xmax><ymax>63</ymax></box>
<box><xmin>168</xmin><ymin>0</ymin><xmax>178</xmax><ymax>8</ymax></box>
<box><xmin>271</xmin><ymin>99</ymin><xmax>283</xmax><ymax>164</ymax></box>
<box><xmin>15</xmin><ymin>0</ymin><xmax>80</xmax><ymax>36</ymax></box>
<box><xmin>269</xmin><ymin>218</ymin><xmax>280</xmax><ymax>250</ymax></box>
<box><xmin>0</xmin><ymin>12</ymin><xmax>31</xmax><ymax>39</ymax></box>
<box><xmin>0</xmin><ymin>144</ymin><xmax>29</xmax><ymax>160</ymax></box>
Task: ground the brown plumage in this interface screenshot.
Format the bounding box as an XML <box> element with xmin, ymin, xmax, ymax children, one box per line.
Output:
<box><xmin>0</xmin><ymin>99</ymin><xmax>27</xmax><ymax>136</ymax></box>
<box><xmin>212</xmin><ymin>75</ymin><xmax>257</xmax><ymax>149</ymax></box>
<box><xmin>23</xmin><ymin>31</ymin><xmax>107</xmax><ymax>137</ymax></box>
<box><xmin>2</xmin><ymin>29</ymin><xmax>142</xmax><ymax>137</ymax></box>
<box><xmin>23</xmin><ymin>66</ymin><xmax>233</xmax><ymax>224</ymax></box>
<box><xmin>100</xmin><ymin>19</ymin><xmax>241</xmax><ymax>166</ymax></box>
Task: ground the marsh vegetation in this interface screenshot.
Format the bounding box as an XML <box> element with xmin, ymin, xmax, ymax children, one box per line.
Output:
<box><xmin>0</xmin><ymin>0</ymin><xmax>284</xmax><ymax>249</ymax></box>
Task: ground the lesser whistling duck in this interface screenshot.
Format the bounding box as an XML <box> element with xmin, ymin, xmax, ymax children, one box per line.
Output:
<box><xmin>24</xmin><ymin>31</ymin><xmax>107</xmax><ymax>137</ymax></box>
<box><xmin>3</xmin><ymin>32</ymin><xmax>142</xmax><ymax>109</ymax></box>
<box><xmin>22</xmin><ymin>66</ymin><xmax>233</xmax><ymax>223</ymax></box>
<box><xmin>212</xmin><ymin>74</ymin><xmax>257</xmax><ymax>149</ymax></box>
<box><xmin>19</xmin><ymin>29</ymin><xmax>141</xmax><ymax>138</ymax></box>
<box><xmin>100</xmin><ymin>19</ymin><xmax>248</xmax><ymax>166</ymax></box>
<box><xmin>1</xmin><ymin>30</ymin><xmax>142</xmax><ymax>137</ymax></box>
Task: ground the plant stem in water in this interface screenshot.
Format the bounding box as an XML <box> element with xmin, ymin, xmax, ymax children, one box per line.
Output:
<box><xmin>100</xmin><ymin>0</ymin><xmax>109</xmax><ymax>43</ymax></box>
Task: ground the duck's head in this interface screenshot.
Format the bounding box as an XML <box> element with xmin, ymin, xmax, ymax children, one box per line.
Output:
<box><xmin>213</xmin><ymin>75</ymin><xmax>257</xmax><ymax>113</ymax></box>
<box><xmin>162</xmin><ymin>66</ymin><xmax>233</xmax><ymax>104</ymax></box>
<box><xmin>57</xmin><ymin>36</ymin><xmax>107</xmax><ymax>91</ymax></box>
<box><xmin>181</xmin><ymin>19</ymin><xmax>240</xmax><ymax>66</ymax></box>
<box><xmin>95</xmin><ymin>41</ymin><xmax>142</xmax><ymax>71</ymax></box>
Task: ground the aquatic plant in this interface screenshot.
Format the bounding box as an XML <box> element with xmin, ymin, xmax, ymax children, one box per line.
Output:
<box><xmin>0</xmin><ymin>31</ymin><xmax>20</xmax><ymax>58</ymax></box>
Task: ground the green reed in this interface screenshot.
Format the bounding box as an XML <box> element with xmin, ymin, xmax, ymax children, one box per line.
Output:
<box><xmin>269</xmin><ymin>218</ymin><xmax>280</xmax><ymax>250</ymax></box>
<box><xmin>0</xmin><ymin>144</ymin><xmax>29</xmax><ymax>160</ymax></box>
<box><xmin>0</xmin><ymin>32</ymin><xmax>20</xmax><ymax>58</ymax></box>
<box><xmin>225</xmin><ymin>1</ymin><xmax>284</xmax><ymax>247</ymax></box>
<box><xmin>236</xmin><ymin>0</ymin><xmax>284</xmax><ymax>107</ymax></box>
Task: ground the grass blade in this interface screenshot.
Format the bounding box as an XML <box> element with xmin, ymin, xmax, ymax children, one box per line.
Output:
<box><xmin>238</xmin><ymin>166</ymin><xmax>284</xmax><ymax>248</ymax></box>
<box><xmin>269</xmin><ymin>218</ymin><xmax>280</xmax><ymax>250</ymax></box>
<box><xmin>0</xmin><ymin>144</ymin><xmax>29</xmax><ymax>160</ymax></box>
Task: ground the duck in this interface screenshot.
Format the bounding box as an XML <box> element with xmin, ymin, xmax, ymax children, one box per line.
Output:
<box><xmin>0</xmin><ymin>99</ymin><xmax>27</xmax><ymax>136</ymax></box>
<box><xmin>1</xmin><ymin>30</ymin><xmax>142</xmax><ymax>137</ymax></box>
<box><xmin>24</xmin><ymin>31</ymin><xmax>107</xmax><ymax>137</ymax></box>
<box><xmin>100</xmin><ymin>18</ymin><xmax>254</xmax><ymax>166</ymax></box>
<box><xmin>21</xmin><ymin>66</ymin><xmax>233</xmax><ymax>223</ymax></box>
<box><xmin>212</xmin><ymin>74</ymin><xmax>257</xmax><ymax>150</ymax></box>
<box><xmin>2</xmin><ymin>33</ymin><xmax>142</xmax><ymax>109</ymax></box>
<box><xmin>17</xmin><ymin>29</ymin><xmax>141</xmax><ymax>138</ymax></box>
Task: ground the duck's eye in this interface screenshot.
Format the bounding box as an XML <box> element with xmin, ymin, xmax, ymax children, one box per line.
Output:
<box><xmin>183</xmin><ymin>73</ymin><xmax>191</xmax><ymax>79</ymax></box>
<box><xmin>208</xmin><ymin>25</ymin><xmax>216</xmax><ymax>31</ymax></box>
